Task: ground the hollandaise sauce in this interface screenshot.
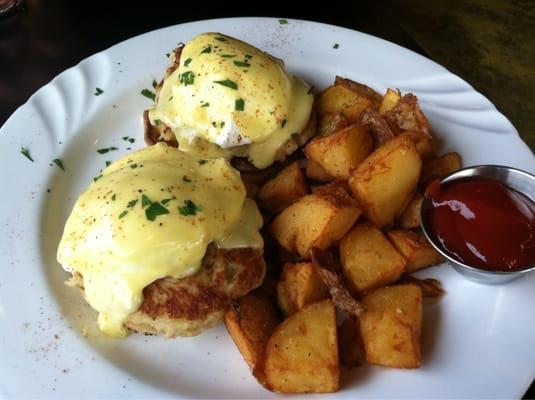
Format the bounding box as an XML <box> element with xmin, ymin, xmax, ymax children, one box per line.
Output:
<box><xmin>57</xmin><ymin>143</ymin><xmax>262</xmax><ymax>337</ymax></box>
<box><xmin>149</xmin><ymin>32</ymin><xmax>313</xmax><ymax>168</ymax></box>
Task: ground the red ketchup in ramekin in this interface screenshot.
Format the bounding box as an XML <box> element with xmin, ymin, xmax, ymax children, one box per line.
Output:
<box><xmin>426</xmin><ymin>178</ymin><xmax>535</xmax><ymax>271</ymax></box>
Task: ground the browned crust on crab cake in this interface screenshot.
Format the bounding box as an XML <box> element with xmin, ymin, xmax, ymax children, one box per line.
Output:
<box><xmin>66</xmin><ymin>245</ymin><xmax>266</xmax><ymax>338</ymax></box>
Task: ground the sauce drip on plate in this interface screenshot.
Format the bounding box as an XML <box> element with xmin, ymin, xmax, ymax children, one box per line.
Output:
<box><xmin>426</xmin><ymin>178</ymin><xmax>535</xmax><ymax>271</ymax></box>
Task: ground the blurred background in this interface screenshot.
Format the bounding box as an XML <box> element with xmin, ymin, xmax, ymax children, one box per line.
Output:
<box><xmin>0</xmin><ymin>0</ymin><xmax>533</xmax><ymax>396</ymax></box>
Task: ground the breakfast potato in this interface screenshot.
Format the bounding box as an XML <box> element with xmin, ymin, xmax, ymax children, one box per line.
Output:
<box><xmin>387</xmin><ymin>230</ymin><xmax>445</xmax><ymax>273</ymax></box>
<box><xmin>384</xmin><ymin>93</ymin><xmax>430</xmax><ymax>137</ymax></box>
<box><xmin>224</xmin><ymin>295</ymin><xmax>279</xmax><ymax>370</ymax></box>
<box><xmin>317</xmin><ymin>85</ymin><xmax>375</xmax><ymax>123</ymax></box>
<box><xmin>360</xmin><ymin>285</ymin><xmax>422</xmax><ymax>368</ymax></box>
<box><xmin>420</xmin><ymin>152</ymin><xmax>463</xmax><ymax>185</ymax></box>
<box><xmin>338</xmin><ymin>316</ymin><xmax>364</xmax><ymax>367</ymax></box>
<box><xmin>359</xmin><ymin>108</ymin><xmax>396</xmax><ymax>146</ymax></box>
<box><xmin>340</xmin><ymin>222</ymin><xmax>406</xmax><ymax>293</ymax></box>
<box><xmin>400</xmin><ymin>276</ymin><xmax>445</xmax><ymax>298</ymax></box>
<box><xmin>379</xmin><ymin>88</ymin><xmax>401</xmax><ymax>115</ymax></box>
<box><xmin>398</xmin><ymin>131</ymin><xmax>434</xmax><ymax>160</ymax></box>
<box><xmin>304</xmin><ymin>124</ymin><xmax>373</xmax><ymax>180</ymax></box>
<box><xmin>277</xmin><ymin>262</ymin><xmax>329</xmax><ymax>316</ymax></box>
<box><xmin>349</xmin><ymin>135</ymin><xmax>422</xmax><ymax>227</ymax></box>
<box><xmin>334</xmin><ymin>76</ymin><xmax>382</xmax><ymax>108</ymax></box>
<box><xmin>271</xmin><ymin>188</ymin><xmax>362</xmax><ymax>259</ymax></box>
<box><xmin>305</xmin><ymin>159</ymin><xmax>333</xmax><ymax>182</ymax></box>
<box><xmin>398</xmin><ymin>191</ymin><xmax>424</xmax><ymax>229</ymax></box>
<box><xmin>257</xmin><ymin>299</ymin><xmax>339</xmax><ymax>393</ymax></box>
<box><xmin>317</xmin><ymin>112</ymin><xmax>349</xmax><ymax>137</ymax></box>
<box><xmin>315</xmin><ymin>265</ymin><xmax>364</xmax><ymax>316</ymax></box>
<box><xmin>257</xmin><ymin>162</ymin><xmax>308</xmax><ymax>212</ymax></box>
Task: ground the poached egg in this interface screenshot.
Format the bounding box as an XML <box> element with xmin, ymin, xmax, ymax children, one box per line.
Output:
<box><xmin>57</xmin><ymin>143</ymin><xmax>263</xmax><ymax>337</ymax></box>
<box><xmin>148</xmin><ymin>32</ymin><xmax>314</xmax><ymax>169</ymax></box>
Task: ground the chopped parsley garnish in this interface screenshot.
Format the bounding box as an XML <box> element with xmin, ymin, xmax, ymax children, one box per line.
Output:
<box><xmin>198</xmin><ymin>159</ymin><xmax>207</xmax><ymax>165</ymax></box>
<box><xmin>307</xmin><ymin>86</ymin><xmax>314</xmax><ymax>95</ymax></box>
<box><xmin>245</xmin><ymin>54</ymin><xmax>253</xmax><ymax>59</ymax></box>
<box><xmin>281</xmin><ymin>119</ymin><xmax>287</xmax><ymax>127</ymax></box>
<box><xmin>214</xmin><ymin>79</ymin><xmax>238</xmax><ymax>90</ymax></box>
<box><xmin>279</xmin><ymin>19</ymin><xmax>288</xmax><ymax>25</ymax></box>
<box><xmin>111</xmin><ymin>193</ymin><xmax>116</xmax><ymax>201</ymax></box>
<box><xmin>235</xmin><ymin>98</ymin><xmax>245</xmax><ymax>111</ymax></box>
<box><xmin>118</xmin><ymin>210</ymin><xmax>128</xmax><ymax>219</ymax></box>
<box><xmin>201</xmin><ymin>102</ymin><xmax>210</xmax><ymax>108</ymax></box>
<box><xmin>130</xmin><ymin>163</ymin><xmax>138</xmax><ymax>169</ymax></box>
<box><xmin>233</xmin><ymin>61</ymin><xmax>251</xmax><ymax>68</ymax></box>
<box><xmin>94</xmin><ymin>87</ymin><xmax>104</xmax><ymax>96</ymax></box>
<box><xmin>127</xmin><ymin>199</ymin><xmax>138</xmax><ymax>208</ymax></box>
<box><xmin>20</xmin><ymin>147</ymin><xmax>34</xmax><ymax>162</ymax></box>
<box><xmin>152</xmin><ymin>79</ymin><xmax>158</xmax><ymax>88</ymax></box>
<box><xmin>333</xmin><ymin>43</ymin><xmax>339</xmax><ymax>49</ymax></box>
<box><xmin>105</xmin><ymin>161</ymin><xmax>111</xmax><ymax>167</ymax></box>
<box><xmin>180</xmin><ymin>71</ymin><xmax>195</xmax><ymax>86</ymax></box>
<box><xmin>122</xmin><ymin>136</ymin><xmax>129</xmax><ymax>141</ymax></box>
<box><xmin>97</xmin><ymin>147</ymin><xmax>118</xmax><ymax>154</ymax></box>
<box><xmin>154</xmin><ymin>119</ymin><xmax>161</xmax><ymax>125</ymax></box>
<box><xmin>291</xmin><ymin>132</ymin><xmax>299</xmax><ymax>139</ymax></box>
<box><xmin>178</xmin><ymin>200</ymin><xmax>201</xmax><ymax>216</ymax></box>
<box><xmin>161</xmin><ymin>196</ymin><xmax>175</xmax><ymax>205</ymax></box>
<box><xmin>93</xmin><ymin>174</ymin><xmax>103</xmax><ymax>182</ymax></box>
<box><xmin>183</xmin><ymin>175</ymin><xmax>192</xmax><ymax>182</ymax></box>
<box><xmin>220</xmin><ymin>121</ymin><xmax>225</xmax><ymax>128</ymax></box>
<box><xmin>184</xmin><ymin>57</ymin><xmax>192</xmax><ymax>67</ymax></box>
<box><xmin>145</xmin><ymin>202</ymin><xmax>169</xmax><ymax>221</ymax></box>
<box><xmin>128</xmin><ymin>138</ymin><xmax>135</xmax><ymax>143</ymax></box>
<box><xmin>215</xmin><ymin>36</ymin><xmax>227</xmax><ymax>42</ymax></box>
<box><xmin>221</xmin><ymin>54</ymin><xmax>236</xmax><ymax>58</ymax></box>
<box><xmin>141</xmin><ymin>89</ymin><xmax>156</xmax><ymax>101</ymax></box>
<box><xmin>141</xmin><ymin>194</ymin><xmax>152</xmax><ymax>208</ymax></box>
<box><xmin>53</xmin><ymin>158</ymin><xmax>65</xmax><ymax>171</ymax></box>
<box><xmin>166</xmin><ymin>53</ymin><xmax>170</xmax><ymax>58</ymax></box>
<box><xmin>200</xmin><ymin>45</ymin><xmax>212</xmax><ymax>54</ymax></box>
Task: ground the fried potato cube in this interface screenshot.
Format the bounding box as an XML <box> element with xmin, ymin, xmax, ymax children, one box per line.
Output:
<box><xmin>349</xmin><ymin>135</ymin><xmax>422</xmax><ymax>227</ymax></box>
<box><xmin>340</xmin><ymin>222</ymin><xmax>406</xmax><ymax>293</ymax></box>
<box><xmin>360</xmin><ymin>284</ymin><xmax>423</xmax><ymax>368</ymax></box>
<box><xmin>258</xmin><ymin>299</ymin><xmax>339</xmax><ymax>393</ymax></box>
<box><xmin>305</xmin><ymin>159</ymin><xmax>333</xmax><ymax>182</ymax></box>
<box><xmin>420</xmin><ymin>152</ymin><xmax>462</xmax><ymax>185</ymax></box>
<box><xmin>338</xmin><ymin>316</ymin><xmax>364</xmax><ymax>367</ymax></box>
<box><xmin>398</xmin><ymin>131</ymin><xmax>434</xmax><ymax>160</ymax></box>
<box><xmin>384</xmin><ymin>93</ymin><xmax>430</xmax><ymax>137</ymax></box>
<box><xmin>317</xmin><ymin>112</ymin><xmax>349</xmax><ymax>137</ymax></box>
<box><xmin>304</xmin><ymin>124</ymin><xmax>373</xmax><ymax>180</ymax></box>
<box><xmin>257</xmin><ymin>161</ymin><xmax>308</xmax><ymax>212</ymax></box>
<box><xmin>387</xmin><ymin>230</ymin><xmax>445</xmax><ymax>273</ymax></box>
<box><xmin>277</xmin><ymin>262</ymin><xmax>329</xmax><ymax>316</ymax></box>
<box><xmin>334</xmin><ymin>76</ymin><xmax>382</xmax><ymax>108</ymax></box>
<box><xmin>317</xmin><ymin>85</ymin><xmax>374</xmax><ymax>123</ymax></box>
<box><xmin>271</xmin><ymin>189</ymin><xmax>362</xmax><ymax>259</ymax></box>
<box><xmin>398</xmin><ymin>191</ymin><xmax>424</xmax><ymax>229</ymax></box>
<box><xmin>379</xmin><ymin>88</ymin><xmax>401</xmax><ymax>115</ymax></box>
<box><xmin>224</xmin><ymin>295</ymin><xmax>279</xmax><ymax>370</ymax></box>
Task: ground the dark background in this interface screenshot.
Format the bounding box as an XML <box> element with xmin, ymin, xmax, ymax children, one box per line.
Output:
<box><xmin>1</xmin><ymin>0</ymin><xmax>533</xmax><ymax>397</ymax></box>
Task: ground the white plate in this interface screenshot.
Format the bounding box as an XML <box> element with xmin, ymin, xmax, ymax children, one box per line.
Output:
<box><xmin>1</xmin><ymin>17</ymin><xmax>534</xmax><ymax>399</ymax></box>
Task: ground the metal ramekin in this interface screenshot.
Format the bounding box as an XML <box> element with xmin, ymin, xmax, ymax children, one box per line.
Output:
<box><xmin>420</xmin><ymin>165</ymin><xmax>535</xmax><ymax>284</ymax></box>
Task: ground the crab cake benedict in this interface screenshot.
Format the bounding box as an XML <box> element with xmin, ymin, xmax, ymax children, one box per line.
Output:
<box><xmin>144</xmin><ymin>32</ymin><xmax>315</xmax><ymax>169</ymax></box>
<box><xmin>57</xmin><ymin>143</ymin><xmax>265</xmax><ymax>338</ymax></box>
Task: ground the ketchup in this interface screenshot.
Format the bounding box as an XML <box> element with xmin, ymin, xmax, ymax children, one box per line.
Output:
<box><xmin>426</xmin><ymin>178</ymin><xmax>535</xmax><ymax>271</ymax></box>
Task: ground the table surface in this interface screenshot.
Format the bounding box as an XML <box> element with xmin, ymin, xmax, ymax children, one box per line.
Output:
<box><xmin>1</xmin><ymin>0</ymin><xmax>533</xmax><ymax>398</ymax></box>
